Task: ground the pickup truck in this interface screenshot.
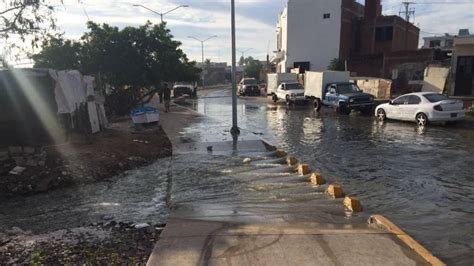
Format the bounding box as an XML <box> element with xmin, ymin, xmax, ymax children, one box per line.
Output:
<box><xmin>304</xmin><ymin>71</ymin><xmax>375</xmax><ymax>115</ymax></box>
<box><xmin>320</xmin><ymin>82</ymin><xmax>375</xmax><ymax>114</ymax></box>
<box><xmin>272</xmin><ymin>82</ymin><xmax>306</xmax><ymax>105</ymax></box>
<box><xmin>238</xmin><ymin>78</ymin><xmax>261</xmax><ymax>96</ymax></box>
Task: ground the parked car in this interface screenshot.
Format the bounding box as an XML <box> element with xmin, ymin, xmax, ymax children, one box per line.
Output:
<box><xmin>173</xmin><ymin>83</ymin><xmax>196</xmax><ymax>98</ymax></box>
<box><xmin>238</xmin><ymin>78</ymin><xmax>261</xmax><ymax>96</ymax></box>
<box><xmin>304</xmin><ymin>71</ymin><xmax>375</xmax><ymax>115</ymax></box>
<box><xmin>272</xmin><ymin>82</ymin><xmax>306</xmax><ymax>104</ymax></box>
<box><xmin>375</xmin><ymin>92</ymin><xmax>466</xmax><ymax>126</ymax></box>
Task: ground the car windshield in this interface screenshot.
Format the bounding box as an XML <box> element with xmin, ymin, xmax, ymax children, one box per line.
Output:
<box><xmin>424</xmin><ymin>94</ymin><xmax>448</xmax><ymax>103</ymax></box>
<box><xmin>243</xmin><ymin>79</ymin><xmax>257</xmax><ymax>85</ymax></box>
<box><xmin>337</xmin><ymin>83</ymin><xmax>360</xmax><ymax>94</ymax></box>
<box><xmin>285</xmin><ymin>83</ymin><xmax>303</xmax><ymax>90</ymax></box>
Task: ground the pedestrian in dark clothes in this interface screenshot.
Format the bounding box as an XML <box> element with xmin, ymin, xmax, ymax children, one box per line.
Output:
<box><xmin>158</xmin><ymin>85</ymin><xmax>164</xmax><ymax>103</ymax></box>
<box><xmin>163</xmin><ymin>84</ymin><xmax>171</xmax><ymax>112</ymax></box>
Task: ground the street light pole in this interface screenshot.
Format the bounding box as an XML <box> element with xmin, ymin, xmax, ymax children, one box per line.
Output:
<box><xmin>132</xmin><ymin>4</ymin><xmax>188</xmax><ymax>23</ymax></box>
<box><xmin>237</xmin><ymin>48</ymin><xmax>252</xmax><ymax>60</ymax></box>
<box><xmin>230</xmin><ymin>0</ymin><xmax>239</xmax><ymax>135</ymax></box>
<box><xmin>188</xmin><ymin>35</ymin><xmax>218</xmax><ymax>88</ymax></box>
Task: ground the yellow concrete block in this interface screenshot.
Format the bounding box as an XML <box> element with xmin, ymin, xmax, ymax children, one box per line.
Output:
<box><xmin>344</xmin><ymin>196</ymin><xmax>363</xmax><ymax>212</ymax></box>
<box><xmin>298</xmin><ymin>164</ymin><xmax>310</xmax><ymax>175</ymax></box>
<box><xmin>308</xmin><ymin>172</ymin><xmax>326</xmax><ymax>185</ymax></box>
<box><xmin>276</xmin><ymin>150</ymin><xmax>287</xmax><ymax>158</ymax></box>
<box><xmin>287</xmin><ymin>156</ymin><xmax>297</xmax><ymax>166</ymax></box>
<box><xmin>326</xmin><ymin>184</ymin><xmax>345</xmax><ymax>198</ymax></box>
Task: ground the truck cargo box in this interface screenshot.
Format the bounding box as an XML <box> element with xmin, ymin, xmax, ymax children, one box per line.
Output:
<box><xmin>304</xmin><ymin>71</ymin><xmax>350</xmax><ymax>99</ymax></box>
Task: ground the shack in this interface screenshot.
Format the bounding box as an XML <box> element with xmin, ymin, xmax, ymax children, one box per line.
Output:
<box><xmin>0</xmin><ymin>68</ymin><xmax>107</xmax><ymax>147</ymax></box>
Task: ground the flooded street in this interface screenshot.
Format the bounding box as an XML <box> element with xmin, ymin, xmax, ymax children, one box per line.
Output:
<box><xmin>0</xmin><ymin>88</ymin><xmax>472</xmax><ymax>265</ymax></box>
<box><xmin>188</xmin><ymin>89</ymin><xmax>474</xmax><ymax>265</ymax></box>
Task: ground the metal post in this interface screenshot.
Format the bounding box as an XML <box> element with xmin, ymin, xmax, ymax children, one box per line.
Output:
<box><xmin>230</xmin><ymin>0</ymin><xmax>239</xmax><ymax>135</ymax></box>
<box><xmin>201</xmin><ymin>42</ymin><xmax>205</xmax><ymax>87</ymax></box>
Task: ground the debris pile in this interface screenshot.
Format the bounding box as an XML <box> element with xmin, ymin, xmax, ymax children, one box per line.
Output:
<box><xmin>0</xmin><ymin>146</ymin><xmax>69</xmax><ymax>196</ymax></box>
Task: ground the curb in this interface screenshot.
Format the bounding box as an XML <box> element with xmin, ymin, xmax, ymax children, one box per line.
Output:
<box><xmin>369</xmin><ymin>215</ymin><xmax>445</xmax><ymax>266</ymax></box>
<box><xmin>260</xmin><ymin>137</ymin><xmax>443</xmax><ymax>264</ymax></box>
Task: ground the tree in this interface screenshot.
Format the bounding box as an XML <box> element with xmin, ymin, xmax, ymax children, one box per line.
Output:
<box><xmin>32</xmin><ymin>36</ymin><xmax>82</xmax><ymax>70</ymax></box>
<box><xmin>328</xmin><ymin>58</ymin><xmax>346</xmax><ymax>71</ymax></box>
<box><xmin>243</xmin><ymin>57</ymin><xmax>263</xmax><ymax>80</ymax></box>
<box><xmin>33</xmin><ymin>21</ymin><xmax>201</xmax><ymax>115</ymax></box>
<box><xmin>1</xmin><ymin>0</ymin><xmax>63</xmax><ymax>45</ymax></box>
<box><xmin>238</xmin><ymin>56</ymin><xmax>245</xmax><ymax>66</ymax></box>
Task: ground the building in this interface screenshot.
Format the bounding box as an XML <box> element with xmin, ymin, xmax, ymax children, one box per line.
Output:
<box><xmin>272</xmin><ymin>0</ymin><xmax>420</xmax><ymax>73</ymax></box>
<box><xmin>449</xmin><ymin>35</ymin><xmax>474</xmax><ymax>96</ymax></box>
<box><xmin>423</xmin><ymin>34</ymin><xmax>454</xmax><ymax>50</ymax></box>
<box><xmin>422</xmin><ymin>29</ymin><xmax>472</xmax><ymax>51</ymax></box>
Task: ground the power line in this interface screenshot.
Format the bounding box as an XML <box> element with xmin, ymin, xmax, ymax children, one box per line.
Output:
<box><xmin>399</xmin><ymin>2</ymin><xmax>415</xmax><ymax>23</ymax></box>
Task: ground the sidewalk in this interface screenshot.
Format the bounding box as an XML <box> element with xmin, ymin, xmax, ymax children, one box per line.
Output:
<box><xmin>147</xmin><ymin>99</ymin><xmax>444</xmax><ymax>266</ymax></box>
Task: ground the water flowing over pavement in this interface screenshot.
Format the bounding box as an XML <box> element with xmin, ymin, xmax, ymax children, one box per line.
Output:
<box><xmin>175</xmin><ymin>88</ymin><xmax>473</xmax><ymax>265</ymax></box>
<box><xmin>0</xmin><ymin>87</ymin><xmax>471</xmax><ymax>265</ymax></box>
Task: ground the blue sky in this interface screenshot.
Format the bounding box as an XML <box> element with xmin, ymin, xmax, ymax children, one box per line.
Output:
<box><xmin>3</xmin><ymin>0</ymin><xmax>474</xmax><ymax>65</ymax></box>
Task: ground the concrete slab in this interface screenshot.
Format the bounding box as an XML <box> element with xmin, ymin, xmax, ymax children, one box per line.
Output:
<box><xmin>149</xmin><ymin>219</ymin><xmax>430</xmax><ymax>266</ymax></box>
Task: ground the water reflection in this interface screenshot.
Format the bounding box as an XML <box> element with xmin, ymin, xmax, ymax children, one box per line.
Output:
<box><xmin>189</xmin><ymin>92</ymin><xmax>473</xmax><ymax>265</ymax></box>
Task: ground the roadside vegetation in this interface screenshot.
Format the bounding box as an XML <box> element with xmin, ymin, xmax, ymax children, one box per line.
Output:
<box><xmin>32</xmin><ymin>21</ymin><xmax>201</xmax><ymax>116</ymax></box>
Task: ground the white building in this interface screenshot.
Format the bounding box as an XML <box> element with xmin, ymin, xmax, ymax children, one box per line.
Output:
<box><xmin>274</xmin><ymin>0</ymin><xmax>343</xmax><ymax>73</ymax></box>
<box><xmin>422</xmin><ymin>35</ymin><xmax>454</xmax><ymax>50</ymax></box>
<box><xmin>422</xmin><ymin>29</ymin><xmax>472</xmax><ymax>51</ymax></box>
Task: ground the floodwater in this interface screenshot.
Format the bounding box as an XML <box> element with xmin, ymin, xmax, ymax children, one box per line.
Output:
<box><xmin>187</xmin><ymin>89</ymin><xmax>474</xmax><ymax>265</ymax></box>
<box><xmin>0</xmin><ymin>160</ymin><xmax>172</xmax><ymax>233</ymax></box>
<box><xmin>1</xmin><ymin>88</ymin><xmax>472</xmax><ymax>265</ymax></box>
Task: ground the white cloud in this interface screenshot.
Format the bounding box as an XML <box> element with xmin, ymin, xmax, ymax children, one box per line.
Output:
<box><xmin>2</xmin><ymin>0</ymin><xmax>472</xmax><ymax>65</ymax></box>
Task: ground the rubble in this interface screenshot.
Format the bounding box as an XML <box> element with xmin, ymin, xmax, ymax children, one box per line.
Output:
<box><xmin>9</xmin><ymin>166</ymin><xmax>26</xmax><ymax>176</ymax></box>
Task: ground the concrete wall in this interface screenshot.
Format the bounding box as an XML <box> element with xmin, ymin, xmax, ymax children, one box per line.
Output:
<box><xmin>279</xmin><ymin>0</ymin><xmax>342</xmax><ymax>73</ymax></box>
<box><xmin>352</xmin><ymin>78</ymin><xmax>391</xmax><ymax>99</ymax></box>
<box><xmin>422</xmin><ymin>65</ymin><xmax>449</xmax><ymax>93</ymax></box>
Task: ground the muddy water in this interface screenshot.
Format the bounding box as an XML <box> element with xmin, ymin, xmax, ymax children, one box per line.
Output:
<box><xmin>1</xmin><ymin>89</ymin><xmax>472</xmax><ymax>265</ymax></box>
<box><xmin>190</xmin><ymin>90</ymin><xmax>473</xmax><ymax>265</ymax></box>
<box><xmin>0</xmin><ymin>160</ymin><xmax>171</xmax><ymax>234</ymax></box>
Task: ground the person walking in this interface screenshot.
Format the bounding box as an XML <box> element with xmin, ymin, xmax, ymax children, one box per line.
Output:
<box><xmin>158</xmin><ymin>85</ymin><xmax>164</xmax><ymax>104</ymax></box>
<box><xmin>163</xmin><ymin>84</ymin><xmax>171</xmax><ymax>112</ymax></box>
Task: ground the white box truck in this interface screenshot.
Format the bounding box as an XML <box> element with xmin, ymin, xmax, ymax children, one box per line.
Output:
<box><xmin>304</xmin><ymin>71</ymin><xmax>375</xmax><ymax>115</ymax></box>
<box><xmin>267</xmin><ymin>73</ymin><xmax>298</xmax><ymax>95</ymax></box>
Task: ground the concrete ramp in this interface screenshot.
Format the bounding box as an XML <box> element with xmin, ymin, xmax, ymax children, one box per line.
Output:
<box><xmin>148</xmin><ymin>219</ymin><xmax>431</xmax><ymax>266</ymax></box>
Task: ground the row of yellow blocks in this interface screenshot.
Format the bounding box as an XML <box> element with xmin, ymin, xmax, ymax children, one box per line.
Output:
<box><xmin>278</xmin><ymin>150</ymin><xmax>362</xmax><ymax>213</ymax></box>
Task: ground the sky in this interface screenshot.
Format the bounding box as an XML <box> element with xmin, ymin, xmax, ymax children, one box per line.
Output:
<box><xmin>3</xmin><ymin>0</ymin><xmax>474</xmax><ymax>66</ymax></box>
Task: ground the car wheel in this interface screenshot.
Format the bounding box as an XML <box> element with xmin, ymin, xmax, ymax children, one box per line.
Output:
<box><xmin>272</xmin><ymin>94</ymin><xmax>278</xmax><ymax>103</ymax></box>
<box><xmin>313</xmin><ymin>99</ymin><xmax>321</xmax><ymax>112</ymax></box>
<box><xmin>416</xmin><ymin>113</ymin><xmax>428</xmax><ymax>126</ymax></box>
<box><xmin>337</xmin><ymin>103</ymin><xmax>351</xmax><ymax>115</ymax></box>
<box><xmin>361</xmin><ymin>107</ymin><xmax>373</xmax><ymax>115</ymax></box>
<box><xmin>377</xmin><ymin>108</ymin><xmax>386</xmax><ymax>121</ymax></box>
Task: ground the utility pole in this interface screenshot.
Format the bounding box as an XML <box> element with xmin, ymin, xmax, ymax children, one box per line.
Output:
<box><xmin>399</xmin><ymin>2</ymin><xmax>415</xmax><ymax>50</ymax></box>
<box><xmin>237</xmin><ymin>48</ymin><xmax>252</xmax><ymax>60</ymax></box>
<box><xmin>188</xmin><ymin>35</ymin><xmax>218</xmax><ymax>88</ymax></box>
<box><xmin>399</xmin><ymin>2</ymin><xmax>415</xmax><ymax>23</ymax></box>
<box><xmin>230</xmin><ymin>0</ymin><xmax>239</xmax><ymax>135</ymax></box>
